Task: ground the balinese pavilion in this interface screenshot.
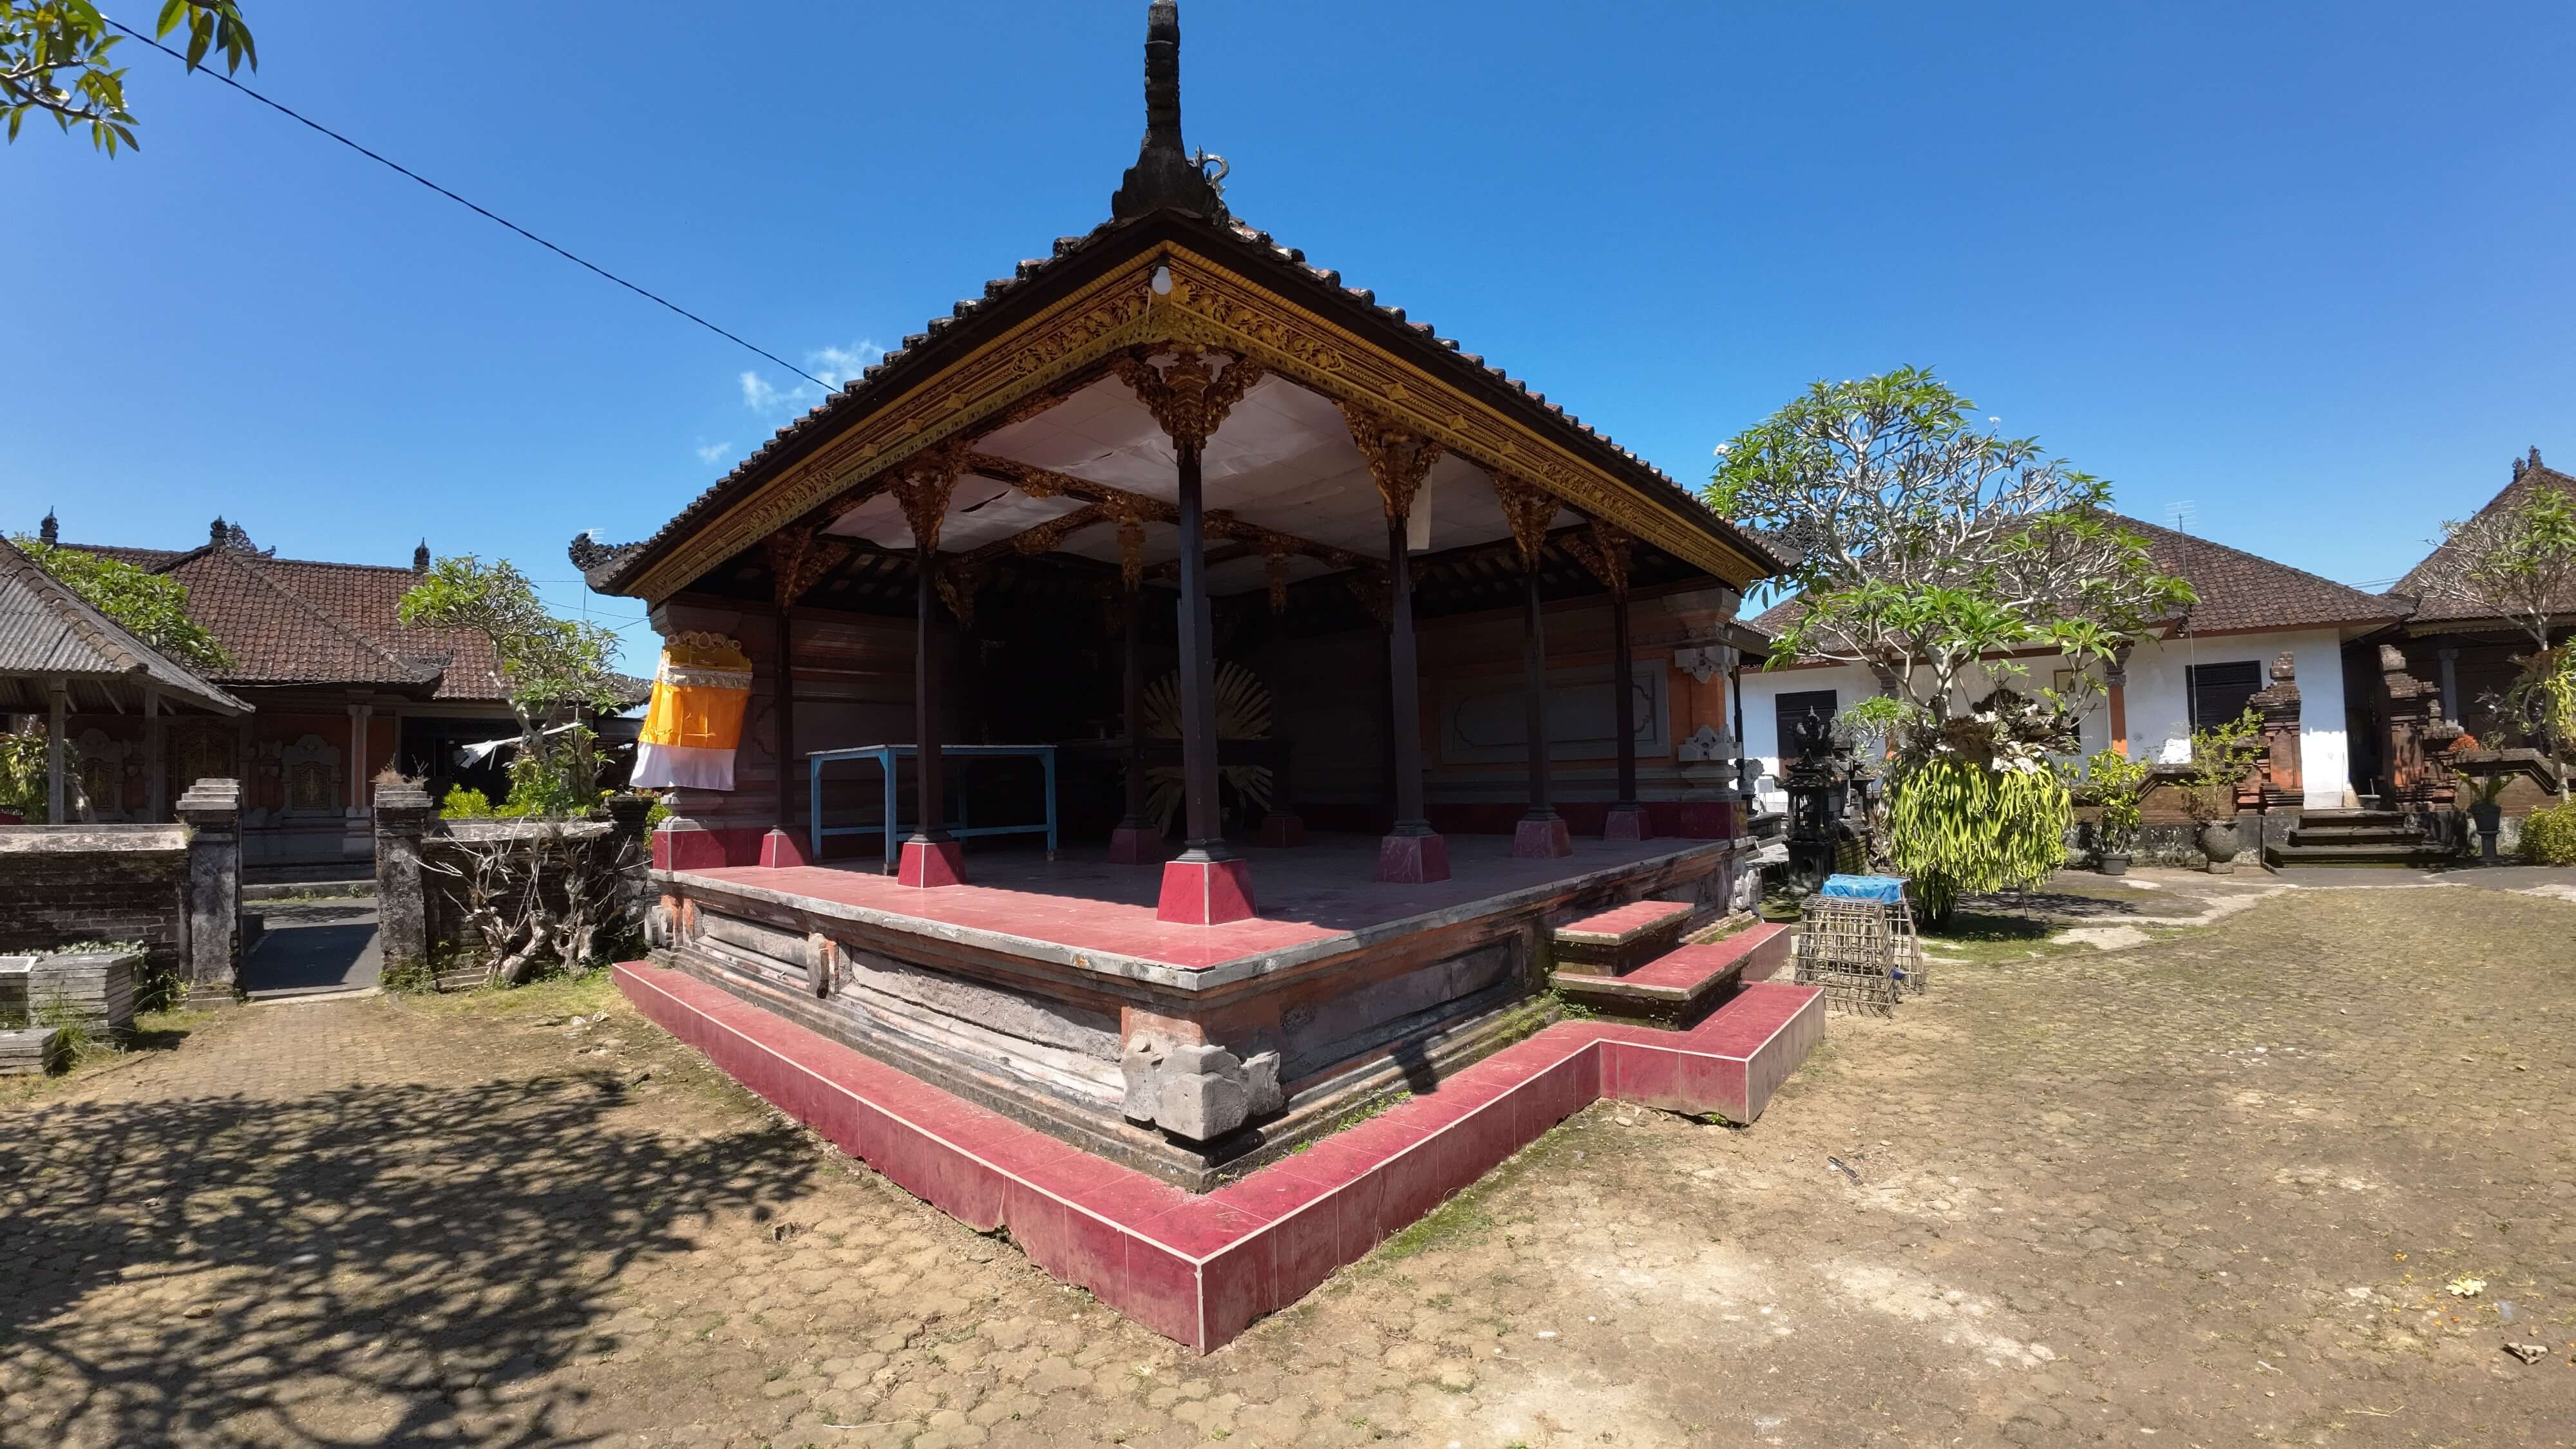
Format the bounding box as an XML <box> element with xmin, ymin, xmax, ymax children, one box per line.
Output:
<box><xmin>590</xmin><ymin>3</ymin><xmax>1821</xmax><ymax>1351</ymax></box>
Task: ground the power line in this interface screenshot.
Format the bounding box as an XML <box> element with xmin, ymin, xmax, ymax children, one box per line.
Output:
<box><xmin>106</xmin><ymin>18</ymin><xmax>831</xmax><ymax>390</ymax></box>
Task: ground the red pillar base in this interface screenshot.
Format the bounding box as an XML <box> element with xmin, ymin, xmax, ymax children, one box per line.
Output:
<box><xmin>1107</xmin><ymin>825</ymin><xmax>1165</xmax><ymax>865</ymax></box>
<box><xmin>896</xmin><ymin>837</ymin><xmax>967</xmax><ymax>888</ymax></box>
<box><xmin>759</xmin><ymin>828</ymin><xmax>808</xmax><ymax>869</ymax></box>
<box><xmin>1376</xmin><ymin>831</ymin><xmax>1451</xmax><ymax>884</ymax></box>
<box><xmin>1156</xmin><ymin>855</ymin><xmax>1257</xmax><ymax>925</ymax></box>
<box><xmin>1602</xmin><ymin>804</ymin><xmax>1654</xmax><ymax>842</ymax></box>
<box><xmin>1513</xmin><ymin>815</ymin><xmax>1573</xmax><ymax>858</ymax></box>
<box><xmin>1256</xmin><ymin>811</ymin><xmax>1308</xmax><ymax>848</ymax></box>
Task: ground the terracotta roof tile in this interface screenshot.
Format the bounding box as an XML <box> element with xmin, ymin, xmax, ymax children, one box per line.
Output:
<box><xmin>2392</xmin><ymin>455</ymin><xmax>2576</xmax><ymax>624</ymax></box>
<box><xmin>1743</xmin><ymin>512</ymin><xmax>2401</xmax><ymax>645</ymax></box>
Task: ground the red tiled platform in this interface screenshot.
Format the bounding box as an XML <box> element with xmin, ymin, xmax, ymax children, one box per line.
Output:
<box><xmin>1551</xmin><ymin>899</ymin><xmax>1695</xmax><ymax>975</ymax></box>
<box><xmin>616</xmin><ymin>961</ymin><xmax>1824</xmax><ymax>1353</ymax></box>
<box><xmin>672</xmin><ymin>833</ymin><xmax>1726</xmax><ymax>974</ymax></box>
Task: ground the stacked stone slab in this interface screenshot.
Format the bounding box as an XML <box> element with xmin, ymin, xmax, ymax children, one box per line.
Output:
<box><xmin>1549</xmin><ymin>903</ymin><xmax>1793</xmax><ymax>1030</ymax></box>
<box><xmin>16</xmin><ymin>949</ymin><xmax>140</xmax><ymax>1035</ymax></box>
<box><xmin>0</xmin><ymin>1027</ymin><xmax>70</xmax><ymax>1075</ymax></box>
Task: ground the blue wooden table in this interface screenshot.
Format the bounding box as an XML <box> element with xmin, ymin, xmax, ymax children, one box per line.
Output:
<box><xmin>807</xmin><ymin>744</ymin><xmax>1058</xmax><ymax>873</ymax></box>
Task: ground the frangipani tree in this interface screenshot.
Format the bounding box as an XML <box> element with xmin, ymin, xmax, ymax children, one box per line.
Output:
<box><xmin>2413</xmin><ymin>480</ymin><xmax>2576</xmax><ymax>795</ymax></box>
<box><xmin>399</xmin><ymin>556</ymin><xmax>631</xmax><ymax>815</ymax></box>
<box><xmin>1710</xmin><ymin>369</ymin><xmax>2194</xmax><ymax>919</ymax></box>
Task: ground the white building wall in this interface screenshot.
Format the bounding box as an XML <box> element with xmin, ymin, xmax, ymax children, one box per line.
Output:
<box><xmin>1739</xmin><ymin>627</ymin><xmax>2353</xmax><ymax>809</ymax></box>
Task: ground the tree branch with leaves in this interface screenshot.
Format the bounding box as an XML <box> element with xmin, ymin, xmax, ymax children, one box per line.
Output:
<box><xmin>399</xmin><ymin>556</ymin><xmax>633</xmax><ymax>815</ymax></box>
<box><xmin>3</xmin><ymin>0</ymin><xmax>254</xmax><ymax>153</ymax></box>
<box><xmin>2412</xmin><ymin>481</ymin><xmax>2576</xmax><ymax>795</ymax></box>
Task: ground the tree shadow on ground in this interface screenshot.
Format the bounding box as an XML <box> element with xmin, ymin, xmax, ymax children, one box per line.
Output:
<box><xmin>1926</xmin><ymin>909</ymin><xmax>2054</xmax><ymax>943</ymax></box>
<box><xmin>0</xmin><ymin>1070</ymin><xmax>817</xmax><ymax>1446</ymax></box>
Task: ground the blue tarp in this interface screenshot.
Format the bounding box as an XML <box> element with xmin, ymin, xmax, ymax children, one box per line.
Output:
<box><xmin>1820</xmin><ymin>874</ymin><xmax>1908</xmax><ymax>903</ymax></box>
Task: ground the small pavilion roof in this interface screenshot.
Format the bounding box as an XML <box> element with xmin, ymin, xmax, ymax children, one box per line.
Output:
<box><xmin>587</xmin><ymin>5</ymin><xmax>1779</xmax><ymax>607</ymax></box>
<box><xmin>2392</xmin><ymin>448</ymin><xmax>2576</xmax><ymax>627</ymax></box>
<box><xmin>0</xmin><ymin>536</ymin><xmax>250</xmax><ymax>717</ymax></box>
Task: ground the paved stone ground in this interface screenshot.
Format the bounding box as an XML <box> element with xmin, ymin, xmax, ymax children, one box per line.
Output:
<box><xmin>5</xmin><ymin>881</ymin><xmax>2574</xmax><ymax>1446</ymax></box>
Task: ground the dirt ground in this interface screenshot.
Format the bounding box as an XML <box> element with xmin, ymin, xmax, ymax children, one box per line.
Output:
<box><xmin>5</xmin><ymin>876</ymin><xmax>2574</xmax><ymax>1447</ymax></box>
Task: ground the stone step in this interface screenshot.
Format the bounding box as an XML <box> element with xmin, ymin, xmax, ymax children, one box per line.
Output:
<box><xmin>2289</xmin><ymin>826</ymin><xmax>2425</xmax><ymax>847</ymax></box>
<box><xmin>2264</xmin><ymin>843</ymin><xmax>2453</xmax><ymax>869</ymax></box>
<box><xmin>1553</xmin><ymin>922</ymin><xmax>1793</xmax><ymax>1028</ymax></box>
<box><xmin>1550</xmin><ymin>900</ymin><xmax>1695</xmax><ymax>976</ymax></box>
<box><xmin>2297</xmin><ymin>810</ymin><xmax>2413</xmax><ymax>828</ymax></box>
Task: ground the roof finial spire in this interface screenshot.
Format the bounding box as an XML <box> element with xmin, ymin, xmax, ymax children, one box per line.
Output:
<box><xmin>1110</xmin><ymin>1</ymin><xmax>1226</xmax><ymax>222</ymax></box>
<box><xmin>39</xmin><ymin>509</ymin><xmax>57</xmax><ymax>546</ymax></box>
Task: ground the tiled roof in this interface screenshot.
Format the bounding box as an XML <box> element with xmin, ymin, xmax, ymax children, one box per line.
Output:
<box><xmin>57</xmin><ymin>533</ymin><xmax>507</xmax><ymax>701</ymax></box>
<box><xmin>1743</xmin><ymin>511</ymin><xmax>2401</xmax><ymax>644</ymax></box>
<box><xmin>592</xmin><ymin>207</ymin><xmax>1783</xmax><ymax>596</ymax></box>
<box><xmin>2392</xmin><ymin>453</ymin><xmax>2576</xmax><ymax>625</ymax></box>
<box><xmin>0</xmin><ymin>537</ymin><xmax>250</xmax><ymax>716</ymax></box>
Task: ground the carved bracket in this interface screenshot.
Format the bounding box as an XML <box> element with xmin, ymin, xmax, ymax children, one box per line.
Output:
<box><xmin>1115</xmin><ymin>347</ymin><xmax>1265</xmax><ymax>449</ymax></box>
<box><xmin>1561</xmin><ymin>518</ymin><xmax>1633</xmax><ymax>594</ymax></box>
<box><xmin>1486</xmin><ymin>469</ymin><xmax>1558</xmax><ymax>569</ymax></box>
<box><xmin>1341</xmin><ymin>401</ymin><xmax>1442</xmax><ymax>523</ymax></box>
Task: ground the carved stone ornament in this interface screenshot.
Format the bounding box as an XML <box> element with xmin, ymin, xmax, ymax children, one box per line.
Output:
<box><xmin>1672</xmin><ymin>645</ymin><xmax>1733</xmax><ymax>686</ymax></box>
<box><xmin>1677</xmin><ymin>724</ymin><xmax>1738</xmax><ymax>763</ymax></box>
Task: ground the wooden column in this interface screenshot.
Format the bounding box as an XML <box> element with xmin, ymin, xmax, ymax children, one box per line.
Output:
<box><xmin>144</xmin><ymin>688</ymin><xmax>165</xmax><ymax>822</ymax></box>
<box><xmin>2105</xmin><ymin>655</ymin><xmax>2132</xmax><ymax>757</ymax></box>
<box><xmin>1118</xmin><ymin>348</ymin><xmax>1264</xmax><ymax>923</ymax></box>
<box><xmin>1490</xmin><ymin>470</ymin><xmax>1569</xmax><ymax>858</ymax></box>
<box><xmin>1345</xmin><ymin>402</ymin><xmax>1448</xmax><ymax>884</ymax></box>
<box><xmin>1108</xmin><ymin>583</ymin><xmax>1161</xmax><ymax>864</ymax></box>
<box><xmin>1569</xmin><ymin>520</ymin><xmax>1651</xmax><ymax>841</ymax></box>
<box><xmin>759</xmin><ymin>522</ymin><xmax>847</xmax><ymax>869</ymax></box>
<box><xmin>891</xmin><ymin>450</ymin><xmax>967</xmax><ymax>887</ymax></box>
<box><xmin>46</xmin><ymin>676</ymin><xmax>68</xmax><ymax>824</ymax></box>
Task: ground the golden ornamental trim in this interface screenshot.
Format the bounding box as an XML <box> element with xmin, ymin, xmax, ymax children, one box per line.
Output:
<box><xmin>631</xmin><ymin>245</ymin><xmax>1759</xmax><ymax>604</ymax></box>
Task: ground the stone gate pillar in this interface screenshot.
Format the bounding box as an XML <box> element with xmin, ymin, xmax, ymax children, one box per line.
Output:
<box><xmin>174</xmin><ymin>779</ymin><xmax>242</xmax><ymax>1002</ymax></box>
<box><xmin>374</xmin><ymin>780</ymin><xmax>434</xmax><ymax>980</ymax></box>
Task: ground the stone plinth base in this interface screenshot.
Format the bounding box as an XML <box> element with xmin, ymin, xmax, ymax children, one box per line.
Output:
<box><xmin>759</xmin><ymin>828</ymin><xmax>808</xmax><ymax>870</ymax></box>
<box><xmin>1511</xmin><ymin>815</ymin><xmax>1573</xmax><ymax>858</ymax></box>
<box><xmin>1256</xmin><ymin>811</ymin><xmax>1307</xmax><ymax>848</ymax></box>
<box><xmin>1157</xmin><ymin>855</ymin><xmax>1257</xmax><ymax>925</ymax></box>
<box><xmin>1107</xmin><ymin>825</ymin><xmax>1164</xmax><ymax>865</ymax></box>
<box><xmin>1376</xmin><ymin>830</ymin><xmax>1450</xmax><ymax>884</ymax></box>
<box><xmin>897</xmin><ymin>837</ymin><xmax>967</xmax><ymax>888</ymax></box>
<box><xmin>1602</xmin><ymin>804</ymin><xmax>1654</xmax><ymax>841</ymax></box>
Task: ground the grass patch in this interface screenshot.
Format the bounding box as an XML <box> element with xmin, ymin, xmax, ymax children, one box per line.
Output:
<box><xmin>400</xmin><ymin>968</ymin><xmax>621</xmax><ymax>1021</ymax></box>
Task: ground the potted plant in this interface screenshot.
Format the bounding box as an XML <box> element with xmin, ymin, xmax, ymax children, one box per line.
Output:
<box><xmin>2463</xmin><ymin>772</ymin><xmax>2511</xmax><ymax>864</ymax></box>
<box><xmin>2180</xmin><ymin>709</ymin><xmax>2265</xmax><ymax>873</ymax></box>
<box><xmin>2077</xmin><ymin>749</ymin><xmax>2151</xmax><ymax>875</ymax></box>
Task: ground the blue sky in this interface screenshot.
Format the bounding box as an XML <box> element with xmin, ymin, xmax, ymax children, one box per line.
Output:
<box><xmin>7</xmin><ymin>2</ymin><xmax>2572</xmax><ymax>669</ymax></box>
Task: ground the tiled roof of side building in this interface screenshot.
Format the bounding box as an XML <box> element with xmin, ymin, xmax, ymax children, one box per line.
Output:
<box><xmin>56</xmin><ymin>531</ymin><xmax>509</xmax><ymax>701</ymax></box>
<box><xmin>0</xmin><ymin>536</ymin><xmax>251</xmax><ymax>715</ymax></box>
<box><xmin>591</xmin><ymin>208</ymin><xmax>1784</xmax><ymax>597</ymax></box>
<box><xmin>2392</xmin><ymin>451</ymin><xmax>2576</xmax><ymax>625</ymax></box>
<box><xmin>1743</xmin><ymin>511</ymin><xmax>2403</xmax><ymax>646</ymax></box>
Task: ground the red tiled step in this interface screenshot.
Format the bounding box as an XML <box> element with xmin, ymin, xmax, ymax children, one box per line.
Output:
<box><xmin>1553</xmin><ymin>922</ymin><xmax>1792</xmax><ymax>1028</ymax></box>
<box><xmin>612</xmin><ymin>962</ymin><xmax>1824</xmax><ymax>1354</ymax></box>
<box><xmin>1550</xmin><ymin>900</ymin><xmax>1694</xmax><ymax>975</ymax></box>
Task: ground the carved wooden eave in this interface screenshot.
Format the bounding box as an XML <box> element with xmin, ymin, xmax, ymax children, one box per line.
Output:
<box><xmin>609</xmin><ymin>216</ymin><xmax>1777</xmax><ymax>608</ymax></box>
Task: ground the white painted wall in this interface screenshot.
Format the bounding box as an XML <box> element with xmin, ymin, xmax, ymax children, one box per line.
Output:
<box><xmin>1738</xmin><ymin>627</ymin><xmax>2353</xmax><ymax>809</ymax></box>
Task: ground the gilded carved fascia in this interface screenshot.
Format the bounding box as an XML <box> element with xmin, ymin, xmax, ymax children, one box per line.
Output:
<box><xmin>1340</xmin><ymin>401</ymin><xmax>1441</xmax><ymax>524</ymax></box>
<box><xmin>1342</xmin><ymin>571</ymin><xmax>1393</xmax><ymax>629</ymax></box>
<box><xmin>1486</xmin><ymin>469</ymin><xmax>1558</xmax><ymax>569</ymax></box>
<box><xmin>630</xmin><ymin>245</ymin><xmax>1760</xmax><ymax>605</ymax></box>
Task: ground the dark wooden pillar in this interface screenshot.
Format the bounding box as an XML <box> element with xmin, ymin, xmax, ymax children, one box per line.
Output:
<box><xmin>1513</xmin><ymin>561</ymin><xmax>1571</xmax><ymax>857</ymax></box>
<box><xmin>1567</xmin><ymin>518</ymin><xmax>1649</xmax><ymax>842</ymax></box>
<box><xmin>1347</xmin><ymin>404</ymin><xmax>1448</xmax><ymax>884</ymax></box>
<box><xmin>1108</xmin><ymin>585</ymin><xmax>1159</xmax><ymax>864</ymax></box>
<box><xmin>1385</xmin><ymin>511</ymin><xmax>1430</xmax><ymax>835</ymax></box>
<box><xmin>1173</xmin><ymin>441</ymin><xmax>1227</xmax><ymax>859</ymax></box>
<box><xmin>1119</xmin><ymin>347</ymin><xmax>1264</xmax><ymax>923</ymax></box>
<box><xmin>759</xmin><ymin>606</ymin><xmax>802</xmax><ymax>868</ymax></box>
<box><xmin>891</xmin><ymin>455</ymin><xmax>965</xmax><ymax>887</ymax></box>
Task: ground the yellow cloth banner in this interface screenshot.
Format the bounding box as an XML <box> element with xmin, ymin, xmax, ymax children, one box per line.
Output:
<box><xmin>634</xmin><ymin>635</ymin><xmax>753</xmax><ymax>790</ymax></box>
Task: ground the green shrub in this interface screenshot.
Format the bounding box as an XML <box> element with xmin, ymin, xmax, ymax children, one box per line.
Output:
<box><xmin>2525</xmin><ymin>800</ymin><xmax>2576</xmax><ymax>865</ymax></box>
<box><xmin>439</xmin><ymin>786</ymin><xmax>493</xmax><ymax>819</ymax></box>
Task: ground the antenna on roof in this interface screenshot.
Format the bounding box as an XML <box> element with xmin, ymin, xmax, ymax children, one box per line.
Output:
<box><xmin>2164</xmin><ymin>500</ymin><xmax>2195</xmax><ymax>533</ymax></box>
<box><xmin>2165</xmin><ymin>501</ymin><xmax>2195</xmax><ymax>645</ymax></box>
<box><xmin>1109</xmin><ymin>1</ymin><xmax>1228</xmax><ymax>222</ymax></box>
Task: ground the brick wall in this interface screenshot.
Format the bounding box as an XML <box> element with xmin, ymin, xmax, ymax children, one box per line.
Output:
<box><xmin>0</xmin><ymin>826</ymin><xmax>189</xmax><ymax>978</ymax></box>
